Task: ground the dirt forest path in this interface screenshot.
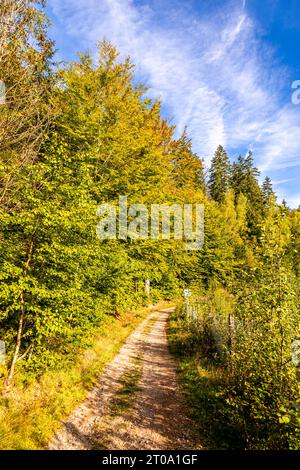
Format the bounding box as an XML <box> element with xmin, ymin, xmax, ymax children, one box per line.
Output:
<box><xmin>49</xmin><ymin>308</ymin><xmax>202</xmax><ymax>450</ymax></box>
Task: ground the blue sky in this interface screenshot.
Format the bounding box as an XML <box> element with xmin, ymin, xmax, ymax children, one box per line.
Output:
<box><xmin>46</xmin><ymin>0</ymin><xmax>300</xmax><ymax>207</ymax></box>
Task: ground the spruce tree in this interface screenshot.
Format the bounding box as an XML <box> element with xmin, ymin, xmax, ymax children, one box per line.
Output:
<box><xmin>230</xmin><ymin>152</ymin><xmax>263</xmax><ymax>237</ymax></box>
<box><xmin>262</xmin><ymin>176</ymin><xmax>276</xmax><ymax>210</ymax></box>
<box><xmin>208</xmin><ymin>145</ymin><xmax>230</xmax><ymax>202</ymax></box>
<box><xmin>230</xmin><ymin>155</ymin><xmax>245</xmax><ymax>195</ymax></box>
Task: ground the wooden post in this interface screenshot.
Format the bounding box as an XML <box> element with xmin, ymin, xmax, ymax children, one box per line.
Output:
<box><xmin>0</xmin><ymin>341</ymin><xmax>6</xmax><ymax>365</ymax></box>
<box><xmin>228</xmin><ymin>313</ymin><xmax>236</xmax><ymax>353</ymax></box>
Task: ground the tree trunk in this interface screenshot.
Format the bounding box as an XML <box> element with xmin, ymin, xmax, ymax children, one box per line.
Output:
<box><xmin>5</xmin><ymin>294</ymin><xmax>25</xmax><ymax>387</ymax></box>
<box><xmin>5</xmin><ymin>238</ymin><xmax>33</xmax><ymax>387</ymax></box>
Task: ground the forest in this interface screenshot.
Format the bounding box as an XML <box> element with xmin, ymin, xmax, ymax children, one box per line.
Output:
<box><xmin>0</xmin><ymin>0</ymin><xmax>299</xmax><ymax>450</ymax></box>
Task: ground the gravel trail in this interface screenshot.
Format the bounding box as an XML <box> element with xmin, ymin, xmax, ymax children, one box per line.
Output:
<box><xmin>49</xmin><ymin>308</ymin><xmax>202</xmax><ymax>450</ymax></box>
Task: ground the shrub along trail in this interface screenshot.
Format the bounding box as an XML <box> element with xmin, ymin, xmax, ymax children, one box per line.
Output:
<box><xmin>49</xmin><ymin>308</ymin><xmax>202</xmax><ymax>450</ymax></box>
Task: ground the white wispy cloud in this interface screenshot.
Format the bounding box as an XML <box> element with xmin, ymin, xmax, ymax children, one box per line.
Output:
<box><xmin>48</xmin><ymin>0</ymin><xmax>300</xmax><ymax>207</ymax></box>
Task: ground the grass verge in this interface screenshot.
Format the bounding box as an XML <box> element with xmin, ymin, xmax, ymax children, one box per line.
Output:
<box><xmin>168</xmin><ymin>307</ymin><xmax>245</xmax><ymax>450</ymax></box>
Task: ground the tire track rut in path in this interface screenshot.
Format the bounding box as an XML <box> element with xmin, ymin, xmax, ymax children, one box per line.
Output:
<box><xmin>49</xmin><ymin>308</ymin><xmax>202</xmax><ymax>450</ymax></box>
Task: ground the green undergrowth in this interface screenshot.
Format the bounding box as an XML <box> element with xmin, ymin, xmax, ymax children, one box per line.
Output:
<box><xmin>168</xmin><ymin>308</ymin><xmax>245</xmax><ymax>450</ymax></box>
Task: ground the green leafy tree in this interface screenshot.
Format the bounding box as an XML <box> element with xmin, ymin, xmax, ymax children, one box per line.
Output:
<box><xmin>0</xmin><ymin>0</ymin><xmax>54</xmax><ymax>210</ymax></box>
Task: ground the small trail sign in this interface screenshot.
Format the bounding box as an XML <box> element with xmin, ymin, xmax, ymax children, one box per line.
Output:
<box><xmin>0</xmin><ymin>81</ymin><xmax>6</xmax><ymax>105</ymax></box>
<box><xmin>0</xmin><ymin>341</ymin><xmax>6</xmax><ymax>365</ymax></box>
<box><xmin>183</xmin><ymin>289</ymin><xmax>191</xmax><ymax>298</ymax></box>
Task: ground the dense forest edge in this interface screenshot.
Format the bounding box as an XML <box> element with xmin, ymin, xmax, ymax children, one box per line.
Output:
<box><xmin>0</xmin><ymin>1</ymin><xmax>299</xmax><ymax>450</ymax></box>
